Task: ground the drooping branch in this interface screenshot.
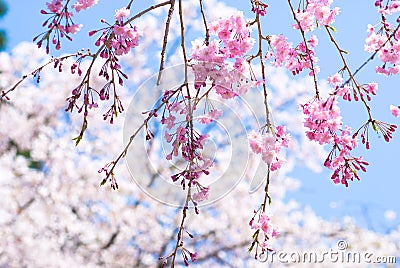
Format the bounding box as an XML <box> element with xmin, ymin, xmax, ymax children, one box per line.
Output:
<box><xmin>157</xmin><ymin>0</ymin><xmax>176</xmax><ymax>85</ymax></box>
<box><xmin>287</xmin><ymin>0</ymin><xmax>319</xmax><ymax>98</ymax></box>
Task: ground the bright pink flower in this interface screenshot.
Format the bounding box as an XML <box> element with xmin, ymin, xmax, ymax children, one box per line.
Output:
<box><xmin>248</xmin><ymin>130</ymin><xmax>263</xmax><ymax>154</ymax></box>
<box><xmin>250</xmin><ymin>211</ymin><xmax>279</xmax><ymax>250</ymax></box>
<box><xmin>327</xmin><ymin>73</ymin><xmax>343</xmax><ymax>87</ymax></box>
<box><xmin>367</xmin><ymin>82</ymin><xmax>378</xmax><ymax>94</ymax></box>
<box><xmin>292</xmin><ymin>1</ymin><xmax>339</xmax><ymax>32</ymax></box>
<box><xmin>46</xmin><ymin>0</ymin><xmax>63</xmax><ymax>13</ymax></box>
<box><xmin>190</xmin><ymin>252</ymin><xmax>198</xmax><ymax>262</ymax></box>
<box><xmin>164</xmin><ymin>131</ymin><xmax>173</xmax><ymax>143</ymax></box>
<box><xmin>115</xmin><ymin>7</ymin><xmax>130</xmax><ymax>20</ymax></box>
<box><xmin>72</xmin><ymin>0</ymin><xmax>98</xmax><ymax>12</ymax></box>
<box><xmin>268</xmin><ymin>34</ymin><xmax>319</xmax><ymax>76</ymax></box>
<box><xmin>248</xmin><ymin>127</ymin><xmax>290</xmax><ymax>171</ymax></box>
<box><xmin>66</xmin><ymin>24</ymin><xmax>82</xmax><ymax>34</ymax></box>
<box><xmin>308</xmin><ymin>35</ymin><xmax>319</xmax><ymax>48</ymax></box>
<box><xmin>113</xmin><ymin>25</ymin><xmax>125</xmax><ymax>36</ymax></box>
<box><xmin>198</xmin><ymin>109</ymin><xmax>223</xmax><ymax>124</ymax></box>
<box><xmin>270</xmin><ymin>158</ymin><xmax>285</xmax><ymax>171</ymax></box>
<box><xmin>161</xmin><ymin>114</ymin><xmax>176</xmax><ymax>129</ymax></box>
<box><xmin>192</xmin><ymin>187</ymin><xmax>210</xmax><ymax>203</ymax></box>
<box><xmin>190</xmin><ymin>12</ymin><xmax>255</xmax><ymax>97</ymax></box>
<box><xmin>390</xmin><ymin>105</ymin><xmax>400</xmax><ymax>117</ymax></box>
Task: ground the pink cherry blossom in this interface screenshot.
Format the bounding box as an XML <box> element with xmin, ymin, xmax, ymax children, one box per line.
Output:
<box><xmin>390</xmin><ymin>105</ymin><xmax>400</xmax><ymax>117</ymax></box>
<box><xmin>327</xmin><ymin>73</ymin><xmax>343</xmax><ymax>87</ymax></box>
<box><xmin>365</xmin><ymin>16</ymin><xmax>400</xmax><ymax>76</ymax></box>
<box><xmin>190</xmin><ymin>12</ymin><xmax>256</xmax><ymax>99</ymax></box>
<box><xmin>249</xmin><ymin>211</ymin><xmax>279</xmax><ymax>251</ymax></box>
<box><xmin>72</xmin><ymin>0</ymin><xmax>98</xmax><ymax>12</ymax></box>
<box><xmin>192</xmin><ymin>187</ymin><xmax>210</xmax><ymax>203</ymax></box>
<box><xmin>248</xmin><ymin>126</ymin><xmax>290</xmax><ymax>171</ymax></box>
<box><xmin>198</xmin><ymin>109</ymin><xmax>223</xmax><ymax>124</ymax></box>
<box><xmin>115</xmin><ymin>7</ymin><xmax>130</xmax><ymax>20</ymax></box>
<box><xmin>46</xmin><ymin>0</ymin><xmax>63</xmax><ymax>13</ymax></box>
<box><xmin>267</xmin><ymin>34</ymin><xmax>319</xmax><ymax>76</ymax></box>
<box><xmin>292</xmin><ymin>0</ymin><xmax>340</xmax><ymax>32</ymax></box>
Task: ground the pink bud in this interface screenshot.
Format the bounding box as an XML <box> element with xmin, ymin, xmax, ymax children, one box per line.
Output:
<box><xmin>88</xmin><ymin>30</ymin><xmax>97</xmax><ymax>37</ymax></box>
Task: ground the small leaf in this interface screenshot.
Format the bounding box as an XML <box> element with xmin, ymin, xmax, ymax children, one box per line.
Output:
<box><xmin>372</xmin><ymin>122</ymin><xmax>379</xmax><ymax>133</ymax></box>
<box><xmin>248</xmin><ymin>241</ymin><xmax>256</xmax><ymax>252</ymax></box>
<box><xmin>72</xmin><ymin>135</ymin><xmax>83</xmax><ymax>146</ymax></box>
<box><xmin>73</xmin><ymin>119</ymin><xmax>88</xmax><ymax>146</ymax></box>
<box><xmin>100</xmin><ymin>178</ymin><xmax>107</xmax><ymax>186</ymax></box>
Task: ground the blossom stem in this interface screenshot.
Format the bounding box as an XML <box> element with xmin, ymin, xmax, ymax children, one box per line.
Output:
<box><xmin>287</xmin><ymin>0</ymin><xmax>320</xmax><ymax>98</ymax></box>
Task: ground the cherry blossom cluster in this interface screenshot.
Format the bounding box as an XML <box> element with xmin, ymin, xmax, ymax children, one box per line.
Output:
<box><xmin>160</xmin><ymin>90</ymin><xmax>212</xmax><ymax>203</ymax></box>
<box><xmin>300</xmin><ymin>96</ymin><xmax>370</xmax><ymax>186</ymax></box>
<box><xmin>67</xmin><ymin>8</ymin><xmax>140</xmax><ymax>126</ymax></box>
<box><xmin>66</xmin><ymin>59</ymin><xmax>126</xmax><ymax>128</ymax></box>
<box><xmin>266</xmin><ymin>34</ymin><xmax>319</xmax><ymax>76</ymax></box>
<box><xmin>292</xmin><ymin>0</ymin><xmax>340</xmax><ymax>32</ymax></box>
<box><xmin>190</xmin><ymin>12</ymin><xmax>256</xmax><ymax>98</ymax></box>
<box><xmin>375</xmin><ymin>0</ymin><xmax>400</xmax><ymax>15</ymax></box>
<box><xmin>156</xmin><ymin>89</ymin><xmax>217</xmax><ymax>265</ymax></box>
<box><xmin>72</xmin><ymin>0</ymin><xmax>98</xmax><ymax>12</ymax></box>
<box><xmin>328</xmin><ymin>73</ymin><xmax>378</xmax><ymax>102</ymax></box>
<box><xmin>365</xmin><ymin>1</ymin><xmax>400</xmax><ymax>76</ymax></box>
<box><xmin>90</xmin><ymin>8</ymin><xmax>141</xmax><ymax>57</ymax></box>
<box><xmin>250</xmin><ymin>0</ymin><xmax>268</xmax><ymax>16</ymax></box>
<box><xmin>197</xmin><ymin>108</ymin><xmax>223</xmax><ymax>124</ymax></box>
<box><xmin>249</xmin><ymin>209</ymin><xmax>279</xmax><ymax>255</ymax></box>
<box><xmin>36</xmin><ymin>0</ymin><xmax>98</xmax><ymax>53</ymax></box>
<box><xmin>248</xmin><ymin>126</ymin><xmax>291</xmax><ymax>172</ymax></box>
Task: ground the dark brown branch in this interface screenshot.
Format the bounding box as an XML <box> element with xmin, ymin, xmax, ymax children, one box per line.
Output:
<box><xmin>157</xmin><ymin>0</ymin><xmax>176</xmax><ymax>85</ymax></box>
<box><xmin>101</xmin><ymin>229</ymin><xmax>120</xmax><ymax>250</ymax></box>
<box><xmin>199</xmin><ymin>0</ymin><xmax>210</xmax><ymax>45</ymax></box>
<box><xmin>255</xmin><ymin>13</ymin><xmax>272</xmax><ymax>130</ymax></box>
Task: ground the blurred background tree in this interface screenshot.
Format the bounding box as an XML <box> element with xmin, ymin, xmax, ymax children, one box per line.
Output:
<box><xmin>0</xmin><ymin>0</ymin><xmax>8</xmax><ymax>51</ymax></box>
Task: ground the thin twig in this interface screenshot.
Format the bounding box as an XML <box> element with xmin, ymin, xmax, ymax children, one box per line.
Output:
<box><xmin>255</xmin><ymin>13</ymin><xmax>272</xmax><ymax>130</ymax></box>
<box><xmin>1</xmin><ymin>53</ymin><xmax>84</xmax><ymax>100</ymax></box>
<box><xmin>157</xmin><ymin>0</ymin><xmax>176</xmax><ymax>85</ymax></box>
<box><xmin>287</xmin><ymin>0</ymin><xmax>319</xmax><ymax>98</ymax></box>
<box><xmin>325</xmin><ymin>26</ymin><xmax>373</xmax><ymax>120</ymax></box>
<box><xmin>262</xmin><ymin>168</ymin><xmax>271</xmax><ymax>212</ymax></box>
<box><xmin>199</xmin><ymin>0</ymin><xmax>210</xmax><ymax>45</ymax></box>
<box><xmin>170</xmin><ymin>1</ymin><xmax>192</xmax><ymax>267</ymax></box>
<box><xmin>170</xmin><ymin>182</ymin><xmax>192</xmax><ymax>268</ymax></box>
<box><xmin>125</xmin><ymin>1</ymin><xmax>171</xmax><ymax>25</ymax></box>
<box><xmin>100</xmin><ymin>86</ymin><xmax>182</xmax><ymax>185</ymax></box>
<box><xmin>126</xmin><ymin>0</ymin><xmax>135</xmax><ymax>9</ymax></box>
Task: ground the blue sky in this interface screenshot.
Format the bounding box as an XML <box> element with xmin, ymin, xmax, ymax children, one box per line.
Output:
<box><xmin>1</xmin><ymin>0</ymin><xmax>399</xmax><ymax>233</ymax></box>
